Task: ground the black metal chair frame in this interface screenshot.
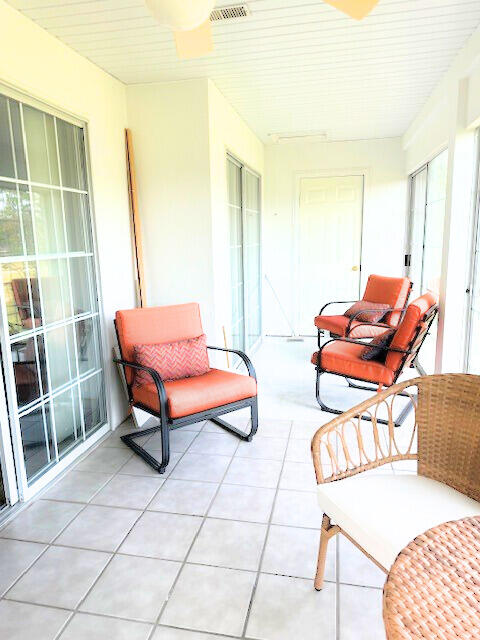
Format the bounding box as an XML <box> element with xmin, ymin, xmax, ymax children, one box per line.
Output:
<box><xmin>313</xmin><ymin>304</ymin><xmax>438</xmax><ymax>427</ymax></box>
<box><xmin>114</xmin><ymin>325</ymin><xmax>258</xmax><ymax>474</ymax></box>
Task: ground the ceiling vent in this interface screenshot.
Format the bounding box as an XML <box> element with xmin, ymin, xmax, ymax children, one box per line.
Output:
<box><xmin>210</xmin><ymin>4</ymin><xmax>250</xmax><ymax>22</ymax></box>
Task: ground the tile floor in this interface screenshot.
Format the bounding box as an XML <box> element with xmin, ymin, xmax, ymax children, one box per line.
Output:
<box><xmin>0</xmin><ymin>337</ymin><xmax>404</xmax><ymax>640</ymax></box>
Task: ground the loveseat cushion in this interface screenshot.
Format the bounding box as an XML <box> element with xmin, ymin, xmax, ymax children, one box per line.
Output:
<box><xmin>133</xmin><ymin>368</ymin><xmax>257</xmax><ymax>419</ymax></box>
<box><xmin>317</xmin><ymin>473</ymin><xmax>480</xmax><ymax>571</ymax></box>
<box><xmin>312</xmin><ymin>341</ymin><xmax>395</xmax><ymax>386</ymax></box>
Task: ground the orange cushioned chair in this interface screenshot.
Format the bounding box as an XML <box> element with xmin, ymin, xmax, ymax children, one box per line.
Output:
<box><xmin>314</xmin><ymin>274</ymin><xmax>412</xmax><ymax>341</ymax></box>
<box><xmin>114</xmin><ymin>303</ymin><xmax>258</xmax><ymax>473</ymax></box>
<box><xmin>311</xmin><ymin>292</ymin><xmax>438</xmax><ymax>426</ymax></box>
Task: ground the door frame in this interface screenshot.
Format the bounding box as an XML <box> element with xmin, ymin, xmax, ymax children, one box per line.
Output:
<box><xmin>464</xmin><ymin>131</ymin><xmax>480</xmax><ymax>372</ymax></box>
<box><xmin>226</xmin><ymin>152</ymin><xmax>263</xmax><ymax>355</ymax></box>
<box><xmin>293</xmin><ymin>168</ymin><xmax>367</xmax><ymax>336</ymax></box>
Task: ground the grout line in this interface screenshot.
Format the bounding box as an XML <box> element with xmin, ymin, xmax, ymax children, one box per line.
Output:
<box><xmin>240</xmin><ymin>419</ymin><xmax>294</xmax><ymax>639</ymax></box>
<box><xmin>145</xmin><ymin>421</ymin><xmax>246</xmax><ymax>640</ymax></box>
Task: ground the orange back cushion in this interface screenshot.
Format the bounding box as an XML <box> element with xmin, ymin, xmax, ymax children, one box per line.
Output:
<box><xmin>116</xmin><ymin>303</ymin><xmax>204</xmax><ymax>384</ymax></box>
<box><xmin>362</xmin><ymin>275</ymin><xmax>411</xmax><ymax>326</ymax></box>
<box><xmin>385</xmin><ymin>292</ymin><xmax>437</xmax><ymax>372</ymax></box>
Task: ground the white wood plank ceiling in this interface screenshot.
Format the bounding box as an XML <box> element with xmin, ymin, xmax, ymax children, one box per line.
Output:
<box><xmin>7</xmin><ymin>0</ymin><xmax>480</xmax><ymax>142</ymax></box>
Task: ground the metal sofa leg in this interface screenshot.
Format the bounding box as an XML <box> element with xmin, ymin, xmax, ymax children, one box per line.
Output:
<box><xmin>210</xmin><ymin>397</ymin><xmax>259</xmax><ymax>442</ymax></box>
<box><xmin>315</xmin><ymin>515</ymin><xmax>339</xmax><ymax>591</ymax></box>
<box><xmin>121</xmin><ymin>414</ymin><xmax>170</xmax><ymax>474</ymax></box>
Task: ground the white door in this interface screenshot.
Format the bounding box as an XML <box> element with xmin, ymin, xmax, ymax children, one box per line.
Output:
<box><xmin>297</xmin><ymin>175</ymin><xmax>363</xmax><ymax>335</ymax></box>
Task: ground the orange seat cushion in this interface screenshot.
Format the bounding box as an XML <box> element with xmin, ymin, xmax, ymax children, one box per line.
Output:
<box><xmin>116</xmin><ymin>303</ymin><xmax>203</xmax><ymax>384</ymax></box>
<box><xmin>362</xmin><ymin>275</ymin><xmax>411</xmax><ymax>326</ymax></box>
<box><xmin>314</xmin><ymin>315</ymin><xmax>388</xmax><ymax>339</ymax></box>
<box><xmin>312</xmin><ymin>342</ymin><xmax>395</xmax><ymax>386</ymax></box>
<box><xmin>132</xmin><ymin>368</ymin><xmax>257</xmax><ymax>419</ymax></box>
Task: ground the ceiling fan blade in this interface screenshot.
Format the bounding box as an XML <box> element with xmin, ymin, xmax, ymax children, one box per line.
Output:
<box><xmin>174</xmin><ymin>20</ymin><xmax>213</xmax><ymax>59</ymax></box>
<box><xmin>322</xmin><ymin>0</ymin><xmax>379</xmax><ymax>20</ymax></box>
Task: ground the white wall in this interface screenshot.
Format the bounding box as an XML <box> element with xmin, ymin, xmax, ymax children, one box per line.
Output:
<box><xmin>0</xmin><ymin>1</ymin><xmax>136</xmax><ymax>427</ymax></box>
<box><xmin>403</xmin><ymin>26</ymin><xmax>480</xmax><ymax>373</ymax></box>
<box><xmin>263</xmin><ymin>138</ymin><xmax>407</xmax><ymax>335</ymax></box>
<box><xmin>207</xmin><ymin>80</ymin><xmax>265</xmax><ymax>346</ymax></box>
<box><xmin>126</xmin><ymin>80</ymin><xmax>215</xmax><ymax>337</ymax></box>
<box><xmin>126</xmin><ymin>79</ymin><xmax>264</xmax><ymax>348</ymax></box>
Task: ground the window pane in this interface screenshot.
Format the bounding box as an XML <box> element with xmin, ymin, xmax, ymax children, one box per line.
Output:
<box><xmin>31</xmin><ymin>187</ymin><xmax>65</xmax><ymax>255</ymax></box>
<box><xmin>70</xmin><ymin>256</ymin><xmax>94</xmax><ymax>315</ymax></box>
<box><xmin>46</xmin><ymin>324</ymin><xmax>76</xmax><ymax>391</ymax></box>
<box><xmin>23</xmin><ymin>106</ymin><xmax>60</xmax><ymax>186</ymax></box>
<box><xmin>54</xmin><ymin>387</ymin><xmax>82</xmax><ymax>458</ymax></box>
<box><xmin>0</xmin><ymin>181</ymin><xmax>23</xmax><ymax>257</ymax></box>
<box><xmin>20</xmin><ymin>406</ymin><xmax>54</xmax><ymax>481</ymax></box>
<box><xmin>64</xmin><ymin>191</ymin><xmax>91</xmax><ymax>252</ymax></box>
<box><xmin>38</xmin><ymin>258</ymin><xmax>71</xmax><ymax>325</ymax></box>
<box><xmin>76</xmin><ymin>316</ymin><xmax>101</xmax><ymax>375</ymax></box>
<box><xmin>0</xmin><ymin>96</ymin><xmax>15</xmax><ymax>179</ymax></box>
<box><xmin>13</xmin><ymin>336</ymin><xmax>41</xmax><ymax>408</ymax></box>
<box><xmin>56</xmin><ymin>119</ymin><xmax>87</xmax><ymax>191</ymax></box>
<box><xmin>81</xmin><ymin>373</ymin><xmax>105</xmax><ymax>435</ymax></box>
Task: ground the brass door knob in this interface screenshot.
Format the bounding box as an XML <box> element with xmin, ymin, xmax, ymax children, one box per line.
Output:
<box><xmin>351</xmin><ymin>266</ymin><xmax>359</xmax><ymax>271</ymax></box>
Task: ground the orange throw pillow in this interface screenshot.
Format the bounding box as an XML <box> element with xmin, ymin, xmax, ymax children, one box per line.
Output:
<box><xmin>133</xmin><ymin>334</ymin><xmax>210</xmax><ymax>386</ymax></box>
<box><xmin>344</xmin><ymin>300</ymin><xmax>390</xmax><ymax>323</ymax></box>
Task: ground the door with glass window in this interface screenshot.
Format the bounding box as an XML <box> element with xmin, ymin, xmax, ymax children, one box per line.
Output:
<box><xmin>406</xmin><ymin>150</ymin><xmax>448</xmax><ymax>373</ymax></box>
<box><xmin>0</xmin><ymin>91</ymin><xmax>107</xmax><ymax>499</ymax></box>
<box><xmin>227</xmin><ymin>156</ymin><xmax>261</xmax><ymax>354</ymax></box>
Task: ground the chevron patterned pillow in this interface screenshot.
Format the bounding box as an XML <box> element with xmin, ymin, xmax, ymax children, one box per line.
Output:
<box><xmin>133</xmin><ymin>334</ymin><xmax>210</xmax><ymax>385</ymax></box>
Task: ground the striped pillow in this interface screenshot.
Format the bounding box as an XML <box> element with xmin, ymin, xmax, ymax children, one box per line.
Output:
<box><xmin>133</xmin><ymin>334</ymin><xmax>210</xmax><ymax>386</ymax></box>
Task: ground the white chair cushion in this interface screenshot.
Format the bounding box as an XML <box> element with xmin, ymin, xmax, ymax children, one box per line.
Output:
<box><xmin>317</xmin><ymin>473</ymin><xmax>480</xmax><ymax>571</ymax></box>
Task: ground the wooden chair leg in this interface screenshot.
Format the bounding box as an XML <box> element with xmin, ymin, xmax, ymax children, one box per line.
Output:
<box><xmin>315</xmin><ymin>514</ymin><xmax>339</xmax><ymax>591</ymax></box>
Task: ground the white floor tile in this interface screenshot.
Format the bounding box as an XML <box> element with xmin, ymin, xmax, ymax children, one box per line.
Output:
<box><xmin>6</xmin><ymin>545</ymin><xmax>110</xmax><ymax>609</ymax></box>
<box><xmin>209</xmin><ymin>484</ymin><xmax>275</xmax><ymax>523</ymax></box>
<box><xmin>235</xmin><ymin>436</ymin><xmax>288</xmax><ymax>461</ymax></box>
<box><xmin>59</xmin><ymin>612</ymin><xmax>152</xmax><ymax>640</ymax></box>
<box><xmin>246</xmin><ymin>573</ymin><xmax>336</xmax><ymax>640</ymax></box>
<box><xmin>256</xmin><ymin>418</ymin><xmax>292</xmax><ymax>439</ymax></box>
<box><xmin>279</xmin><ymin>461</ymin><xmax>317</xmax><ymax>492</ymax></box>
<box><xmin>43</xmin><ymin>471</ymin><xmax>112</xmax><ymax>503</ymax></box>
<box><xmin>272</xmin><ymin>490</ymin><xmax>323</xmax><ymax>529</ymax></box>
<box><xmin>80</xmin><ymin>555</ymin><xmax>180</xmax><ymax>622</ymax></box>
<box><xmin>146</xmin><ymin>429</ymin><xmax>198</xmax><ymax>453</ymax></box>
<box><xmin>160</xmin><ymin>564</ymin><xmax>256</xmax><ymax>636</ymax></box>
<box><xmin>148</xmin><ymin>479</ymin><xmax>218</xmax><ymax>516</ymax></box>
<box><xmin>152</xmin><ymin>628</ymin><xmax>220</xmax><ymax>640</ymax></box>
<box><xmin>76</xmin><ymin>447</ymin><xmax>132</xmax><ymax>473</ymax></box>
<box><xmin>188</xmin><ymin>518</ymin><xmax>267</xmax><ymax>570</ymax></box>
<box><xmin>0</xmin><ymin>600</ymin><xmax>70</xmax><ymax>640</ymax></box>
<box><xmin>55</xmin><ymin>504</ymin><xmax>141</xmax><ymax>552</ymax></box>
<box><xmin>90</xmin><ymin>474</ymin><xmax>164</xmax><ymax>510</ymax></box>
<box><xmin>120</xmin><ymin>511</ymin><xmax>202</xmax><ymax>561</ymax></box>
<box><xmin>169</xmin><ymin>453</ymin><xmax>231</xmax><ymax>483</ymax></box>
<box><xmin>339</xmin><ymin>584</ymin><xmax>386</xmax><ymax>640</ymax></box>
<box><xmin>338</xmin><ymin>536</ymin><xmax>386</xmax><ymax>589</ymax></box>
<box><xmin>119</xmin><ymin>452</ymin><xmax>182</xmax><ymax>477</ymax></box>
<box><xmin>261</xmin><ymin>525</ymin><xmax>335</xmax><ymax>581</ymax></box>
<box><xmin>0</xmin><ymin>539</ymin><xmax>47</xmax><ymax>596</ymax></box>
<box><xmin>187</xmin><ymin>432</ymin><xmax>239</xmax><ymax>456</ymax></box>
<box><xmin>0</xmin><ymin>500</ymin><xmax>83</xmax><ymax>543</ymax></box>
<box><xmin>224</xmin><ymin>457</ymin><xmax>282</xmax><ymax>489</ymax></box>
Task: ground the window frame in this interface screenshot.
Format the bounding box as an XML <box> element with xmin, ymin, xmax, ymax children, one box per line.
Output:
<box><xmin>0</xmin><ymin>83</ymin><xmax>110</xmax><ymax>503</ymax></box>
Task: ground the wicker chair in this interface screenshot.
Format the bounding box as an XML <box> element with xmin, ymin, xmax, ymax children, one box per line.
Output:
<box><xmin>311</xmin><ymin>374</ymin><xmax>480</xmax><ymax>591</ymax></box>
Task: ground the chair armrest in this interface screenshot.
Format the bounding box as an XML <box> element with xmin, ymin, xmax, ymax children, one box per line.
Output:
<box><xmin>113</xmin><ymin>358</ymin><xmax>168</xmax><ymax>415</ymax></box>
<box><xmin>311</xmin><ymin>379</ymin><xmax>419</xmax><ymax>484</ymax></box>
<box><xmin>318</xmin><ymin>300</ymin><xmax>357</xmax><ymax>316</ymax></box>
<box><xmin>345</xmin><ymin>306</ymin><xmax>406</xmax><ymax>337</ymax></box>
<box><xmin>207</xmin><ymin>346</ymin><xmax>257</xmax><ymax>381</ymax></box>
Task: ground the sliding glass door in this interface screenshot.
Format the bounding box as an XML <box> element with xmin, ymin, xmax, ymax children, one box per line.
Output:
<box><xmin>0</xmin><ymin>91</ymin><xmax>106</xmax><ymax>497</ymax></box>
<box><xmin>406</xmin><ymin>150</ymin><xmax>448</xmax><ymax>373</ymax></box>
<box><xmin>466</xmin><ymin>139</ymin><xmax>480</xmax><ymax>373</ymax></box>
<box><xmin>227</xmin><ymin>155</ymin><xmax>261</xmax><ymax>354</ymax></box>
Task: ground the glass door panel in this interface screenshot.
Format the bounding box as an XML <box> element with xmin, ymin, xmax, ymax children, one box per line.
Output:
<box><xmin>406</xmin><ymin>150</ymin><xmax>448</xmax><ymax>373</ymax></box>
<box><xmin>0</xmin><ymin>91</ymin><xmax>107</xmax><ymax>490</ymax></box>
<box><xmin>227</xmin><ymin>156</ymin><xmax>262</xmax><ymax>355</ymax></box>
